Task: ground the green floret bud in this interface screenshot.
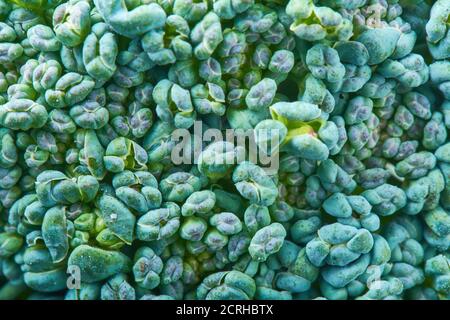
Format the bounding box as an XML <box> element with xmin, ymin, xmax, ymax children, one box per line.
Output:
<box><xmin>249</xmin><ymin>223</ymin><xmax>286</xmax><ymax>262</ymax></box>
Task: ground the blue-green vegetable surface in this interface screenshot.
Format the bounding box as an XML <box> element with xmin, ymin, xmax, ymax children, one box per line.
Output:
<box><xmin>0</xmin><ymin>0</ymin><xmax>449</xmax><ymax>300</ymax></box>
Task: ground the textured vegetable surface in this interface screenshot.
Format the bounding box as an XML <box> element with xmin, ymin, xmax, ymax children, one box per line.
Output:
<box><xmin>0</xmin><ymin>0</ymin><xmax>449</xmax><ymax>301</ymax></box>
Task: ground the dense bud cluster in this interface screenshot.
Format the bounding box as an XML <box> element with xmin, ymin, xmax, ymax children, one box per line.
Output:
<box><xmin>0</xmin><ymin>0</ymin><xmax>448</xmax><ymax>300</ymax></box>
